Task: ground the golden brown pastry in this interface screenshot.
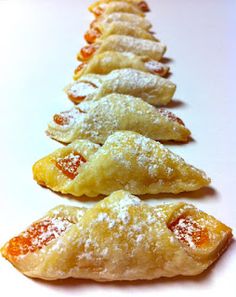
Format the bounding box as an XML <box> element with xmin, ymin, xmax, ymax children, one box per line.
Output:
<box><xmin>1</xmin><ymin>191</ymin><xmax>232</xmax><ymax>281</ymax></box>
<box><xmin>78</xmin><ymin>35</ymin><xmax>166</xmax><ymax>62</ymax></box>
<box><xmin>90</xmin><ymin>12</ymin><xmax>152</xmax><ymax>31</ymax></box>
<box><xmin>68</xmin><ymin>69</ymin><xmax>175</xmax><ymax>105</ymax></box>
<box><xmin>47</xmin><ymin>94</ymin><xmax>190</xmax><ymax>144</ymax></box>
<box><xmin>84</xmin><ymin>21</ymin><xmax>158</xmax><ymax>44</ymax></box>
<box><xmin>33</xmin><ymin>131</ymin><xmax>210</xmax><ymax>197</ymax></box>
<box><xmin>89</xmin><ymin>1</ymin><xmax>144</xmax><ymax>18</ymax></box>
<box><xmin>74</xmin><ymin>51</ymin><xmax>169</xmax><ymax>80</ymax></box>
<box><xmin>89</xmin><ymin>0</ymin><xmax>150</xmax><ymax>16</ymax></box>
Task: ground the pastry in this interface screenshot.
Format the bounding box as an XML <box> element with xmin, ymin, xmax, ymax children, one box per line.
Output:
<box><xmin>89</xmin><ymin>1</ymin><xmax>144</xmax><ymax>18</ymax></box>
<box><xmin>84</xmin><ymin>21</ymin><xmax>158</xmax><ymax>44</ymax></box>
<box><xmin>1</xmin><ymin>190</ymin><xmax>232</xmax><ymax>281</ymax></box>
<box><xmin>47</xmin><ymin>94</ymin><xmax>190</xmax><ymax>144</ymax></box>
<box><xmin>74</xmin><ymin>51</ymin><xmax>169</xmax><ymax>80</ymax></box>
<box><xmin>33</xmin><ymin>131</ymin><xmax>210</xmax><ymax>197</ymax></box>
<box><xmin>68</xmin><ymin>69</ymin><xmax>175</xmax><ymax>105</ymax></box>
<box><xmin>77</xmin><ymin>35</ymin><xmax>166</xmax><ymax>62</ymax></box>
<box><xmin>90</xmin><ymin>12</ymin><xmax>152</xmax><ymax>31</ymax></box>
<box><xmin>89</xmin><ymin>0</ymin><xmax>150</xmax><ymax>16</ymax></box>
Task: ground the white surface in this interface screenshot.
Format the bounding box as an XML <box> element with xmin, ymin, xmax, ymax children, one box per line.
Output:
<box><xmin>0</xmin><ymin>0</ymin><xmax>236</xmax><ymax>296</ymax></box>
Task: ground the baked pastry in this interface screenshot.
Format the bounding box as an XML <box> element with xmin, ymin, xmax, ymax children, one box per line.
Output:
<box><xmin>77</xmin><ymin>35</ymin><xmax>166</xmax><ymax>62</ymax></box>
<box><xmin>74</xmin><ymin>51</ymin><xmax>169</xmax><ymax>80</ymax></box>
<box><xmin>89</xmin><ymin>0</ymin><xmax>150</xmax><ymax>16</ymax></box>
<box><xmin>47</xmin><ymin>94</ymin><xmax>190</xmax><ymax>144</ymax></box>
<box><xmin>33</xmin><ymin>131</ymin><xmax>210</xmax><ymax>197</ymax></box>
<box><xmin>84</xmin><ymin>21</ymin><xmax>158</xmax><ymax>44</ymax></box>
<box><xmin>89</xmin><ymin>1</ymin><xmax>144</xmax><ymax>18</ymax></box>
<box><xmin>1</xmin><ymin>190</ymin><xmax>232</xmax><ymax>281</ymax></box>
<box><xmin>90</xmin><ymin>12</ymin><xmax>152</xmax><ymax>31</ymax></box>
<box><xmin>68</xmin><ymin>69</ymin><xmax>175</xmax><ymax>105</ymax></box>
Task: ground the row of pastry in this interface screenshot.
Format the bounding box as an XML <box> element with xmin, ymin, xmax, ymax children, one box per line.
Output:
<box><xmin>1</xmin><ymin>0</ymin><xmax>232</xmax><ymax>282</ymax></box>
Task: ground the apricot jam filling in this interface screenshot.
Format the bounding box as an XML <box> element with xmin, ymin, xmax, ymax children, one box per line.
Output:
<box><xmin>158</xmin><ymin>109</ymin><xmax>185</xmax><ymax>126</ymax></box>
<box><xmin>138</xmin><ymin>1</ymin><xmax>150</xmax><ymax>12</ymax></box>
<box><xmin>84</xmin><ymin>28</ymin><xmax>101</xmax><ymax>44</ymax></box>
<box><xmin>145</xmin><ymin>60</ymin><xmax>167</xmax><ymax>76</ymax></box>
<box><xmin>74</xmin><ymin>62</ymin><xmax>87</xmax><ymax>74</ymax></box>
<box><xmin>80</xmin><ymin>44</ymin><xmax>98</xmax><ymax>61</ymax></box>
<box><xmin>168</xmin><ymin>215</ymin><xmax>209</xmax><ymax>248</ymax></box>
<box><xmin>68</xmin><ymin>81</ymin><xmax>98</xmax><ymax>102</ymax></box>
<box><xmin>53</xmin><ymin>113</ymin><xmax>70</xmax><ymax>126</ymax></box>
<box><xmin>92</xmin><ymin>5</ymin><xmax>105</xmax><ymax>17</ymax></box>
<box><xmin>55</xmin><ymin>152</ymin><xmax>86</xmax><ymax>179</ymax></box>
<box><xmin>6</xmin><ymin>218</ymin><xmax>71</xmax><ymax>257</ymax></box>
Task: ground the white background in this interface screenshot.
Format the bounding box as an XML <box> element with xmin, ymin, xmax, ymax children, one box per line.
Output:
<box><xmin>0</xmin><ymin>0</ymin><xmax>235</xmax><ymax>296</ymax></box>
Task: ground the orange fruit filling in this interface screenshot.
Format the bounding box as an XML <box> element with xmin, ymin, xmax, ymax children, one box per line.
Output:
<box><xmin>5</xmin><ymin>218</ymin><xmax>71</xmax><ymax>257</ymax></box>
<box><xmin>92</xmin><ymin>6</ymin><xmax>104</xmax><ymax>17</ymax></box>
<box><xmin>80</xmin><ymin>44</ymin><xmax>97</xmax><ymax>60</ymax></box>
<box><xmin>158</xmin><ymin>109</ymin><xmax>185</xmax><ymax>126</ymax></box>
<box><xmin>55</xmin><ymin>152</ymin><xmax>86</xmax><ymax>179</ymax></box>
<box><xmin>168</xmin><ymin>215</ymin><xmax>209</xmax><ymax>248</ymax></box>
<box><xmin>74</xmin><ymin>62</ymin><xmax>87</xmax><ymax>74</ymax></box>
<box><xmin>53</xmin><ymin>113</ymin><xmax>70</xmax><ymax>126</ymax></box>
<box><xmin>138</xmin><ymin>1</ymin><xmax>150</xmax><ymax>12</ymax></box>
<box><xmin>84</xmin><ymin>28</ymin><xmax>101</xmax><ymax>44</ymax></box>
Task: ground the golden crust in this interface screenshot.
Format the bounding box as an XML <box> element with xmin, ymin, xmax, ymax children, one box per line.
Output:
<box><xmin>47</xmin><ymin>94</ymin><xmax>190</xmax><ymax>144</ymax></box>
<box><xmin>77</xmin><ymin>35</ymin><xmax>166</xmax><ymax>62</ymax></box>
<box><xmin>89</xmin><ymin>1</ymin><xmax>144</xmax><ymax>17</ymax></box>
<box><xmin>70</xmin><ymin>69</ymin><xmax>175</xmax><ymax>105</ymax></box>
<box><xmin>33</xmin><ymin>131</ymin><xmax>210</xmax><ymax>197</ymax></box>
<box><xmin>1</xmin><ymin>191</ymin><xmax>232</xmax><ymax>281</ymax></box>
<box><xmin>85</xmin><ymin>21</ymin><xmax>158</xmax><ymax>44</ymax></box>
<box><xmin>92</xmin><ymin>12</ymin><xmax>152</xmax><ymax>31</ymax></box>
<box><xmin>74</xmin><ymin>51</ymin><xmax>169</xmax><ymax>80</ymax></box>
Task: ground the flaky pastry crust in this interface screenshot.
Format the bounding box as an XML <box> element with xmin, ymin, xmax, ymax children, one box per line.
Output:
<box><xmin>33</xmin><ymin>131</ymin><xmax>210</xmax><ymax>197</ymax></box>
<box><xmin>1</xmin><ymin>191</ymin><xmax>232</xmax><ymax>281</ymax></box>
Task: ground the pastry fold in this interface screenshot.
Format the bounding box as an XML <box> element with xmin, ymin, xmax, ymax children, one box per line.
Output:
<box><xmin>89</xmin><ymin>1</ymin><xmax>144</xmax><ymax>18</ymax></box>
<box><xmin>78</xmin><ymin>35</ymin><xmax>166</xmax><ymax>62</ymax></box>
<box><xmin>85</xmin><ymin>21</ymin><xmax>158</xmax><ymax>44</ymax></box>
<box><xmin>69</xmin><ymin>69</ymin><xmax>175</xmax><ymax>105</ymax></box>
<box><xmin>74</xmin><ymin>51</ymin><xmax>169</xmax><ymax>80</ymax></box>
<box><xmin>47</xmin><ymin>94</ymin><xmax>190</xmax><ymax>144</ymax></box>
<box><xmin>91</xmin><ymin>12</ymin><xmax>152</xmax><ymax>31</ymax></box>
<box><xmin>1</xmin><ymin>191</ymin><xmax>232</xmax><ymax>281</ymax></box>
<box><xmin>33</xmin><ymin>131</ymin><xmax>210</xmax><ymax>197</ymax></box>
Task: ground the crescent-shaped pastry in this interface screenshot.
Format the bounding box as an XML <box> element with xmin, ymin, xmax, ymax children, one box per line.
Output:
<box><xmin>68</xmin><ymin>69</ymin><xmax>175</xmax><ymax>105</ymax></box>
<box><xmin>47</xmin><ymin>94</ymin><xmax>190</xmax><ymax>144</ymax></box>
<box><xmin>89</xmin><ymin>0</ymin><xmax>150</xmax><ymax>14</ymax></box>
<box><xmin>33</xmin><ymin>131</ymin><xmax>210</xmax><ymax>197</ymax></box>
<box><xmin>1</xmin><ymin>191</ymin><xmax>232</xmax><ymax>281</ymax></box>
<box><xmin>90</xmin><ymin>12</ymin><xmax>152</xmax><ymax>31</ymax></box>
<box><xmin>78</xmin><ymin>35</ymin><xmax>166</xmax><ymax>62</ymax></box>
<box><xmin>89</xmin><ymin>0</ymin><xmax>150</xmax><ymax>16</ymax></box>
<box><xmin>89</xmin><ymin>1</ymin><xmax>144</xmax><ymax>18</ymax></box>
<box><xmin>84</xmin><ymin>21</ymin><xmax>158</xmax><ymax>44</ymax></box>
<box><xmin>74</xmin><ymin>51</ymin><xmax>169</xmax><ymax>80</ymax></box>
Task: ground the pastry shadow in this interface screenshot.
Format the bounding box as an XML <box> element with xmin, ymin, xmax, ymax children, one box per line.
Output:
<box><xmin>160</xmin><ymin>57</ymin><xmax>174</xmax><ymax>64</ymax></box>
<box><xmin>166</xmin><ymin>99</ymin><xmax>186</xmax><ymax>108</ymax></box>
<box><xmin>33</xmin><ymin>239</ymin><xmax>234</xmax><ymax>289</ymax></box>
<box><xmin>161</xmin><ymin>136</ymin><xmax>195</xmax><ymax>146</ymax></box>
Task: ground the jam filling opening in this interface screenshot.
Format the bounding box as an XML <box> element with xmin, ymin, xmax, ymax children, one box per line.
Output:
<box><xmin>168</xmin><ymin>215</ymin><xmax>209</xmax><ymax>248</ymax></box>
<box><xmin>158</xmin><ymin>109</ymin><xmax>185</xmax><ymax>126</ymax></box>
<box><xmin>6</xmin><ymin>218</ymin><xmax>71</xmax><ymax>257</ymax></box>
<box><xmin>55</xmin><ymin>151</ymin><xmax>87</xmax><ymax>179</ymax></box>
<box><xmin>80</xmin><ymin>44</ymin><xmax>98</xmax><ymax>61</ymax></box>
<box><xmin>84</xmin><ymin>28</ymin><xmax>102</xmax><ymax>44</ymax></box>
<box><xmin>138</xmin><ymin>1</ymin><xmax>150</xmax><ymax>12</ymax></box>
